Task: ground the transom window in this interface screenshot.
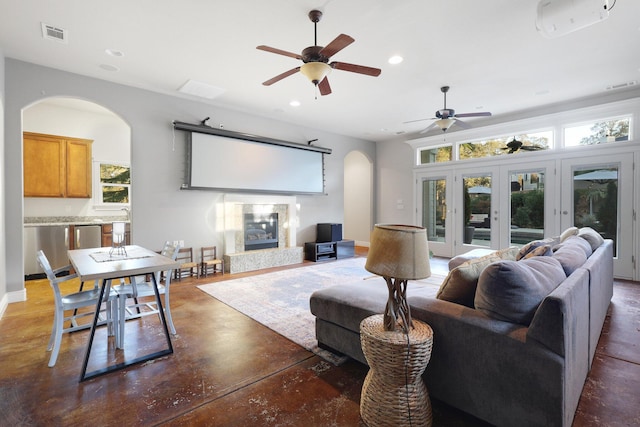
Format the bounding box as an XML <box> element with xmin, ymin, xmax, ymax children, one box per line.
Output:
<box><xmin>419</xmin><ymin>145</ymin><xmax>452</xmax><ymax>164</ymax></box>
<box><xmin>564</xmin><ymin>116</ymin><xmax>631</xmax><ymax>147</ymax></box>
<box><xmin>459</xmin><ymin>131</ymin><xmax>552</xmax><ymax>160</ymax></box>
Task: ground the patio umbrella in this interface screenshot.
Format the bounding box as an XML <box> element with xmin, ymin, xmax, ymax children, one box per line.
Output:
<box><xmin>573</xmin><ymin>169</ymin><xmax>617</xmax><ymax>182</ymax></box>
<box><xmin>467</xmin><ymin>186</ymin><xmax>491</xmax><ymax>194</ymax></box>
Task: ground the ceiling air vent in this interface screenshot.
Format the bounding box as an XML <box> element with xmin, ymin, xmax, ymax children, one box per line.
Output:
<box><xmin>605</xmin><ymin>81</ymin><xmax>637</xmax><ymax>91</ymax></box>
<box><xmin>41</xmin><ymin>23</ymin><xmax>69</xmax><ymax>43</ymax></box>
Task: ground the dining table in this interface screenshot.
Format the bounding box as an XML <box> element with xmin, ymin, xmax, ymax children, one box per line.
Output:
<box><xmin>67</xmin><ymin>245</ymin><xmax>180</xmax><ymax>381</ymax></box>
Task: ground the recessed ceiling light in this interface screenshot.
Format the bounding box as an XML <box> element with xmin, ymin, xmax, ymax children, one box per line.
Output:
<box><xmin>289</xmin><ymin>100</ymin><xmax>301</xmax><ymax>107</ymax></box>
<box><xmin>105</xmin><ymin>49</ymin><xmax>124</xmax><ymax>57</ymax></box>
<box><xmin>99</xmin><ymin>64</ymin><xmax>119</xmax><ymax>72</ymax></box>
<box><xmin>388</xmin><ymin>55</ymin><xmax>403</xmax><ymax>65</ymax></box>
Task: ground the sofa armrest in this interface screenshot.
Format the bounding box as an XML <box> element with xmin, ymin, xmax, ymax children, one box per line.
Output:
<box><xmin>408</xmin><ymin>295</ymin><xmax>567</xmax><ymax>426</ymax></box>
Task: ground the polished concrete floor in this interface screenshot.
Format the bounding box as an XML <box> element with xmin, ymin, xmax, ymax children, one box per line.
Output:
<box><xmin>0</xmin><ymin>250</ymin><xmax>638</xmax><ymax>426</ymax></box>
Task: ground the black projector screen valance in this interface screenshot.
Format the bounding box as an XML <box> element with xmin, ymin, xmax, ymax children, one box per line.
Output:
<box><xmin>174</xmin><ymin>121</ymin><xmax>331</xmax><ymax>195</ymax></box>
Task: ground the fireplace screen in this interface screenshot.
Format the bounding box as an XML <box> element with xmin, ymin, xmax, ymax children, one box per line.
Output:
<box><xmin>244</xmin><ymin>213</ymin><xmax>278</xmax><ymax>251</ymax></box>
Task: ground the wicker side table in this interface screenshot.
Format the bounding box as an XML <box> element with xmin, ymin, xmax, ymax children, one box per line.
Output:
<box><xmin>360</xmin><ymin>314</ymin><xmax>434</xmax><ymax>427</ymax></box>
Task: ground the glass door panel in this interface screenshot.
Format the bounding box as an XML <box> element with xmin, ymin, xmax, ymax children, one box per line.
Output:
<box><xmin>417</xmin><ymin>171</ymin><xmax>453</xmax><ymax>257</ymax></box>
<box><xmin>573</xmin><ymin>167</ymin><xmax>618</xmax><ymax>255</ymax></box>
<box><xmin>422</xmin><ymin>178</ymin><xmax>446</xmax><ymax>243</ymax></box>
<box><xmin>509</xmin><ymin>169</ymin><xmax>545</xmax><ymax>246</ymax></box>
<box><xmin>462</xmin><ymin>175</ymin><xmax>492</xmax><ymax>248</ymax></box>
<box><xmin>561</xmin><ymin>154</ymin><xmax>634</xmax><ymax>279</ymax></box>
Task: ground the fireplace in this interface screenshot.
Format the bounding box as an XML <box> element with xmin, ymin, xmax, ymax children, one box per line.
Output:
<box><xmin>244</xmin><ymin>213</ymin><xmax>278</xmax><ymax>251</ymax></box>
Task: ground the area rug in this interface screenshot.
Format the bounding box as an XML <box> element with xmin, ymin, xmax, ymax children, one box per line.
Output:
<box><xmin>197</xmin><ymin>256</ymin><xmax>446</xmax><ymax>365</ymax></box>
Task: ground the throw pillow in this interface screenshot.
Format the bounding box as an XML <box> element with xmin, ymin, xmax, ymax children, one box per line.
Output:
<box><xmin>474</xmin><ymin>257</ymin><xmax>566</xmax><ymax>326</ymax></box>
<box><xmin>560</xmin><ymin>226</ymin><xmax>579</xmax><ymax>242</ymax></box>
<box><xmin>436</xmin><ymin>247</ymin><xmax>518</xmax><ymax>308</ymax></box>
<box><xmin>515</xmin><ymin>237</ymin><xmax>557</xmax><ymax>261</ymax></box>
<box><xmin>553</xmin><ymin>235</ymin><xmax>593</xmax><ymax>258</ymax></box>
<box><xmin>578</xmin><ymin>227</ymin><xmax>605</xmax><ymax>251</ymax></box>
<box><xmin>520</xmin><ymin>244</ymin><xmax>552</xmax><ymax>259</ymax></box>
<box><xmin>552</xmin><ymin>242</ymin><xmax>588</xmax><ymax>276</ymax></box>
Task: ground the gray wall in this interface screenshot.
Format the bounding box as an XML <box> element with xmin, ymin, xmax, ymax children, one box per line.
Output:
<box><xmin>0</xmin><ymin>50</ymin><xmax>6</xmax><ymax>310</ymax></box>
<box><xmin>3</xmin><ymin>59</ymin><xmax>376</xmax><ymax>296</ymax></box>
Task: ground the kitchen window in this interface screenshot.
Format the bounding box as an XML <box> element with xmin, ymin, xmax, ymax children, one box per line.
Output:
<box><xmin>94</xmin><ymin>162</ymin><xmax>130</xmax><ymax>207</ymax></box>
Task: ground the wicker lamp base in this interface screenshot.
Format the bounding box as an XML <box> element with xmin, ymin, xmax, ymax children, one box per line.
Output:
<box><xmin>360</xmin><ymin>314</ymin><xmax>434</xmax><ymax>427</ymax></box>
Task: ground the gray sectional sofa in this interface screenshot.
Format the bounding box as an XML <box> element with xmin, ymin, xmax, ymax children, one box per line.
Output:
<box><xmin>310</xmin><ymin>229</ymin><xmax>614</xmax><ymax>427</ymax></box>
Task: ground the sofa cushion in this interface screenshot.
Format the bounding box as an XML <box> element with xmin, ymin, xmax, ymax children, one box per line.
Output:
<box><xmin>437</xmin><ymin>247</ymin><xmax>519</xmax><ymax>308</ymax></box>
<box><xmin>474</xmin><ymin>257</ymin><xmax>566</xmax><ymax>325</ymax></box>
<box><xmin>552</xmin><ymin>242</ymin><xmax>588</xmax><ymax>276</ymax></box>
<box><xmin>515</xmin><ymin>237</ymin><xmax>558</xmax><ymax>261</ymax></box>
<box><xmin>578</xmin><ymin>227</ymin><xmax>605</xmax><ymax>251</ymax></box>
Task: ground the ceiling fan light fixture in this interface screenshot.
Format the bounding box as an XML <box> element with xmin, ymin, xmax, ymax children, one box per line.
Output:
<box><xmin>300</xmin><ymin>62</ymin><xmax>331</xmax><ymax>85</ymax></box>
<box><xmin>436</xmin><ymin>118</ymin><xmax>456</xmax><ymax>131</ymax></box>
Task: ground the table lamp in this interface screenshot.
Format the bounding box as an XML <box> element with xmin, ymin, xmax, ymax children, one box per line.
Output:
<box><xmin>365</xmin><ymin>224</ymin><xmax>431</xmax><ymax>333</ymax></box>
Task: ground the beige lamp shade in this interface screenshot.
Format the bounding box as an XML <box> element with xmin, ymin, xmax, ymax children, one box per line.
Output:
<box><xmin>300</xmin><ymin>61</ymin><xmax>332</xmax><ymax>84</ymax></box>
<box><xmin>365</xmin><ymin>224</ymin><xmax>431</xmax><ymax>280</ymax></box>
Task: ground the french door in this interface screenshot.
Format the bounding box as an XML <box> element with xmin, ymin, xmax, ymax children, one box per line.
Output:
<box><xmin>561</xmin><ymin>154</ymin><xmax>634</xmax><ymax>279</ymax></box>
<box><xmin>419</xmin><ymin>171</ymin><xmax>453</xmax><ymax>256</ymax></box>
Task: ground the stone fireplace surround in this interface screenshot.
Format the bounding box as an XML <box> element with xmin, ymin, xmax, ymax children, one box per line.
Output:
<box><xmin>222</xmin><ymin>194</ymin><xmax>303</xmax><ymax>273</ymax></box>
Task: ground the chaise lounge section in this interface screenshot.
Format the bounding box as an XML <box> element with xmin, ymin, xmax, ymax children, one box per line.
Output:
<box><xmin>310</xmin><ymin>229</ymin><xmax>613</xmax><ymax>426</ymax></box>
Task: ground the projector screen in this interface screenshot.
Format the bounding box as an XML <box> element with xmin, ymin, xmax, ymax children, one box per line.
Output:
<box><xmin>183</xmin><ymin>125</ymin><xmax>329</xmax><ymax>194</ymax></box>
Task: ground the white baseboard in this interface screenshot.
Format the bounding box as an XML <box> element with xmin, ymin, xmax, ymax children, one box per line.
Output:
<box><xmin>0</xmin><ymin>289</ymin><xmax>27</xmax><ymax>319</ymax></box>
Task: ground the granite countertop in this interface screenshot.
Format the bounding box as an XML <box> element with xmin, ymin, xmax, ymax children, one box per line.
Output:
<box><xmin>24</xmin><ymin>216</ymin><xmax>130</xmax><ymax>227</ymax></box>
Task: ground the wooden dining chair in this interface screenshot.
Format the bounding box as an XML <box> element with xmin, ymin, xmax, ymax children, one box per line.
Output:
<box><xmin>200</xmin><ymin>246</ymin><xmax>224</xmax><ymax>277</ymax></box>
<box><xmin>36</xmin><ymin>250</ymin><xmax>117</xmax><ymax>367</ymax></box>
<box><xmin>174</xmin><ymin>247</ymin><xmax>198</xmax><ymax>280</ymax></box>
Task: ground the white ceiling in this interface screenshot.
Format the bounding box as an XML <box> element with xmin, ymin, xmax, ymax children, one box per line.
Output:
<box><xmin>1</xmin><ymin>0</ymin><xmax>639</xmax><ymax>142</ymax></box>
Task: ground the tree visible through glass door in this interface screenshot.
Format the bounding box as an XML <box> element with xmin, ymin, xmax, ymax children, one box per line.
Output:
<box><xmin>509</xmin><ymin>170</ymin><xmax>545</xmax><ymax>246</ymax></box>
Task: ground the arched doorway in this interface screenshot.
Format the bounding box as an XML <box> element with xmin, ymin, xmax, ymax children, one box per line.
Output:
<box><xmin>344</xmin><ymin>150</ymin><xmax>373</xmax><ymax>246</ymax></box>
<box><xmin>22</xmin><ymin>97</ymin><xmax>131</xmax><ymax>278</ymax></box>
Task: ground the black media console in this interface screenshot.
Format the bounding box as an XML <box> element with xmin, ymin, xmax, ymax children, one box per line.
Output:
<box><xmin>305</xmin><ymin>223</ymin><xmax>354</xmax><ymax>262</ymax></box>
<box><xmin>304</xmin><ymin>240</ymin><xmax>355</xmax><ymax>262</ymax></box>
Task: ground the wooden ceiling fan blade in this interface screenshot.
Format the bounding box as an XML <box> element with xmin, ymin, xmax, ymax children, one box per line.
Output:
<box><xmin>455</xmin><ymin>112</ymin><xmax>492</xmax><ymax>118</ymax></box>
<box><xmin>262</xmin><ymin>67</ymin><xmax>300</xmax><ymax>86</ymax></box>
<box><xmin>318</xmin><ymin>77</ymin><xmax>332</xmax><ymax>96</ymax></box>
<box><xmin>319</xmin><ymin>34</ymin><xmax>355</xmax><ymax>58</ymax></box>
<box><xmin>330</xmin><ymin>62</ymin><xmax>381</xmax><ymax>77</ymax></box>
<box><xmin>256</xmin><ymin>45</ymin><xmax>302</xmax><ymax>60</ymax></box>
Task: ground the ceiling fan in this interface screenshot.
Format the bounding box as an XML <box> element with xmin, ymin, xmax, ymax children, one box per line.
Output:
<box><xmin>405</xmin><ymin>86</ymin><xmax>492</xmax><ymax>133</ymax></box>
<box><xmin>502</xmin><ymin>137</ymin><xmax>546</xmax><ymax>154</ymax></box>
<box><xmin>256</xmin><ymin>10</ymin><xmax>381</xmax><ymax>96</ymax></box>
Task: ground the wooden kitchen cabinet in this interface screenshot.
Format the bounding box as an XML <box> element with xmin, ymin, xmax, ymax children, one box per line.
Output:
<box><xmin>23</xmin><ymin>132</ymin><xmax>93</xmax><ymax>198</ymax></box>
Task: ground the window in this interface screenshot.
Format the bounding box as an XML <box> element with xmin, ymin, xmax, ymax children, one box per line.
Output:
<box><xmin>564</xmin><ymin>116</ymin><xmax>631</xmax><ymax>147</ymax></box>
<box><xmin>419</xmin><ymin>145</ymin><xmax>452</xmax><ymax>164</ymax></box>
<box><xmin>459</xmin><ymin>131</ymin><xmax>552</xmax><ymax>160</ymax></box>
<box><xmin>94</xmin><ymin>162</ymin><xmax>130</xmax><ymax>206</ymax></box>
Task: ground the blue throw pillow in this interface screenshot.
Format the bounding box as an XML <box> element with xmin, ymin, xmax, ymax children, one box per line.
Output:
<box><xmin>474</xmin><ymin>257</ymin><xmax>566</xmax><ymax>326</ymax></box>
